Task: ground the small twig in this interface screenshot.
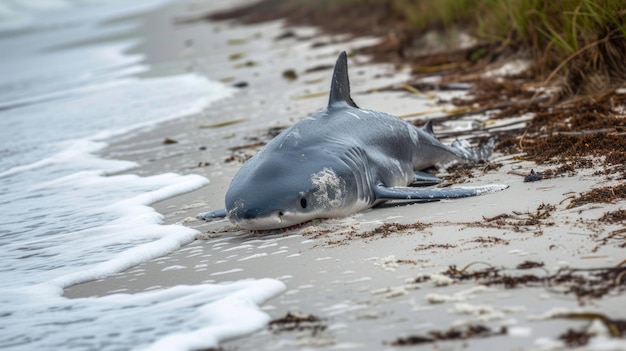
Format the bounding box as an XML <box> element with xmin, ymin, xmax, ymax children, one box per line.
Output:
<box><xmin>457</xmin><ymin>261</ymin><xmax>494</xmax><ymax>273</ymax></box>
<box><xmin>483</xmin><ymin>214</ymin><xmax>512</xmax><ymax>222</ymax></box>
<box><xmin>519</xmin><ymin>124</ymin><xmax>533</xmax><ymax>150</ymax></box>
<box><xmin>615</xmin><ymin>269</ymin><xmax>626</xmax><ymax>286</ymax></box>
<box><xmin>560</xmin><ymin>195</ymin><xmax>577</xmax><ymax>206</ymax></box>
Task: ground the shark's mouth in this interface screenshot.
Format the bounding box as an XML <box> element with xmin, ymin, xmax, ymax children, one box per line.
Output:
<box><xmin>247</xmin><ymin>220</ymin><xmax>313</xmax><ymax>234</ymax></box>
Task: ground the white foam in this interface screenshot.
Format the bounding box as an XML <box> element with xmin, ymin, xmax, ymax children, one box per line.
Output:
<box><xmin>238</xmin><ymin>253</ymin><xmax>269</xmax><ymax>261</ymax></box>
<box><xmin>211</xmin><ymin>269</ymin><xmax>245</xmax><ymax>277</ymax></box>
<box><xmin>425</xmin><ymin>286</ymin><xmax>489</xmax><ymax>304</ymax></box>
<box><xmin>2</xmin><ymin>279</ymin><xmax>285</xmax><ymax>351</ymax></box>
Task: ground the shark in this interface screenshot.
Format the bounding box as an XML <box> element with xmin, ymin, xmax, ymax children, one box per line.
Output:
<box><xmin>199</xmin><ymin>51</ymin><xmax>507</xmax><ymax>230</ymax></box>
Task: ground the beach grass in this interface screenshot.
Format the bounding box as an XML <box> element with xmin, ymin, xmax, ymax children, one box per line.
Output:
<box><xmin>210</xmin><ymin>0</ymin><xmax>626</xmax><ymax>95</ymax></box>
<box><xmin>379</xmin><ymin>0</ymin><xmax>626</xmax><ymax>93</ymax></box>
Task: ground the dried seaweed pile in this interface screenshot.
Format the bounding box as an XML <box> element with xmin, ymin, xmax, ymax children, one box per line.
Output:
<box><xmin>427</xmin><ymin>261</ymin><xmax>626</xmax><ymax>303</ymax></box>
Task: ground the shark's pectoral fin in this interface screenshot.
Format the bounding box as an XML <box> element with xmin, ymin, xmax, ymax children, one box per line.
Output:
<box><xmin>197</xmin><ymin>208</ymin><xmax>227</xmax><ymax>221</ymax></box>
<box><xmin>411</xmin><ymin>171</ymin><xmax>442</xmax><ymax>186</ymax></box>
<box><xmin>374</xmin><ymin>183</ymin><xmax>508</xmax><ymax>201</ymax></box>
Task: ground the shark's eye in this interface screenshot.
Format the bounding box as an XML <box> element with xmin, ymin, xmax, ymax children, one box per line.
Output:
<box><xmin>300</xmin><ymin>197</ymin><xmax>307</xmax><ymax>209</ymax></box>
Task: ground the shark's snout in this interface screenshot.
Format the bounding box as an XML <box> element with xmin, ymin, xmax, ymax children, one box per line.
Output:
<box><xmin>227</xmin><ymin>205</ymin><xmax>286</xmax><ymax>230</ymax></box>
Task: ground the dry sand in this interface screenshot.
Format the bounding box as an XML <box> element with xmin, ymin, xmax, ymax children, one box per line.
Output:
<box><xmin>66</xmin><ymin>1</ymin><xmax>626</xmax><ymax>349</ymax></box>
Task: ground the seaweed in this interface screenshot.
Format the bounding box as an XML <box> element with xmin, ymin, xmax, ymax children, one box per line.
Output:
<box><xmin>556</xmin><ymin>312</ymin><xmax>626</xmax><ymax>347</ymax></box>
<box><xmin>414</xmin><ymin>243</ymin><xmax>458</xmax><ymax>251</ymax></box>
<box><xmin>389</xmin><ymin>324</ymin><xmax>507</xmax><ymax>346</ymax></box>
<box><xmin>427</xmin><ymin>261</ymin><xmax>626</xmax><ymax>304</ymax></box>
<box><xmin>476</xmin><ymin>203</ymin><xmax>555</xmax><ymax>235</ymax></box>
<box><xmin>559</xmin><ymin>328</ymin><xmax>592</xmax><ymax>348</ymax></box>
<box><xmin>568</xmin><ymin>184</ymin><xmax>626</xmax><ymax>208</ymax></box>
<box><xmin>268</xmin><ymin>312</ymin><xmax>327</xmax><ymax>336</ymax></box>
<box><xmin>599</xmin><ymin>209</ymin><xmax>626</xmax><ymax>223</ymax></box>
<box><xmin>598</xmin><ymin>228</ymin><xmax>626</xmax><ymax>248</ymax></box>
<box><xmin>357</xmin><ymin>222</ymin><xmax>430</xmax><ymax>239</ymax></box>
<box><xmin>516</xmin><ymin>260</ymin><xmax>545</xmax><ymax>270</ymax></box>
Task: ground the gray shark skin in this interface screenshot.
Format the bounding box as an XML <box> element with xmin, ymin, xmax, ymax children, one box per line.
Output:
<box><xmin>199</xmin><ymin>51</ymin><xmax>508</xmax><ymax>230</ymax></box>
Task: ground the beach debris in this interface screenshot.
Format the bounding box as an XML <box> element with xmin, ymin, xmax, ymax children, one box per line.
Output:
<box><xmin>568</xmin><ymin>183</ymin><xmax>626</xmax><ymax>208</ymax></box>
<box><xmin>304</xmin><ymin>64</ymin><xmax>334</xmax><ymax>73</ymax></box>
<box><xmin>199</xmin><ymin>118</ymin><xmax>248</xmax><ymax>129</ymax></box>
<box><xmin>401</xmin><ymin>83</ymin><xmax>436</xmax><ymax>98</ymax></box>
<box><xmin>300</xmin><ymin>220</ymin><xmax>432</xmax><ymax>248</ymax></box>
<box><xmin>441</xmin><ymin>161</ymin><xmax>503</xmax><ymax>184</ymax></box>
<box><xmin>530</xmin><ymin>311</ymin><xmax>626</xmax><ymax>347</ymax></box>
<box><xmin>292</xmin><ymin>91</ymin><xmax>328</xmax><ymax>99</ymax></box>
<box><xmin>389</xmin><ymin>324</ymin><xmax>507</xmax><ymax>346</ymax></box>
<box><xmin>599</xmin><ymin>227</ymin><xmax>626</xmax><ymax>248</ymax></box>
<box><xmin>221</xmin><ymin>133</ymin><xmax>281</xmax><ymax>164</ymax></box>
<box><xmin>219</xmin><ymin>76</ymin><xmax>235</xmax><ymax>83</ymax></box>
<box><xmin>523</xmin><ymin>169</ymin><xmax>542</xmax><ymax>182</ymax></box>
<box><xmin>275</xmin><ymin>30</ymin><xmax>296</xmax><ymax>40</ymax></box>
<box><xmin>559</xmin><ymin>328</ymin><xmax>593</xmax><ymax>348</ymax></box>
<box><xmin>269</xmin><ymin>312</ymin><xmax>326</xmax><ymax>336</ymax></box>
<box><xmin>413</xmin><ymin>261</ymin><xmax>626</xmax><ymax>304</ymax></box>
<box><xmin>465</xmin><ymin>235</ymin><xmax>509</xmax><ymax>246</ymax></box>
<box><xmin>414</xmin><ymin>242</ymin><xmax>458</xmax><ymax>251</ymax></box>
<box><xmin>282</xmin><ymin>69</ymin><xmax>297</xmax><ymax>81</ymax></box>
<box><xmin>227</xmin><ymin>37</ymin><xmax>251</xmax><ymax>46</ymax></box>
<box><xmin>556</xmin><ymin>313</ymin><xmax>626</xmax><ymax>339</ymax></box>
<box><xmin>516</xmin><ymin>260</ymin><xmax>545</xmax><ymax>269</ymax></box>
<box><xmin>228</xmin><ymin>52</ymin><xmax>244</xmax><ymax>60</ymax></box>
<box><xmin>477</xmin><ymin>203</ymin><xmax>555</xmax><ymax>235</ymax></box>
<box><xmin>311</xmin><ymin>41</ymin><xmax>328</xmax><ymax>48</ymax></box>
<box><xmin>304</xmin><ymin>77</ymin><xmax>324</xmax><ymax>85</ymax></box>
<box><xmin>358</xmin><ymin>222</ymin><xmax>430</xmax><ymax>240</ymax></box>
<box><xmin>233</xmin><ymin>60</ymin><xmax>257</xmax><ymax>69</ymax></box>
<box><xmin>163</xmin><ymin>138</ymin><xmax>178</xmax><ymax>144</ymax></box>
<box><xmin>599</xmin><ymin>209</ymin><xmax>626</xmax><ymax>223</ymax></box>
<box><xmin>380</xmin><ymin>81</ymin><xmax>472</xmax><ymax>93</ymax></box>
<box><xmin>232</xmin><ymin>81</ymin><xmax>248</xmax><ymax>88</ymax></box>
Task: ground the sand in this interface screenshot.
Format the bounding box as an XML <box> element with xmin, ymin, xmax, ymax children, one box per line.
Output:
<box><xmin>65</xmin><ymin>1</ymin><xmax>626</xmax><ymax>350</ymax></box>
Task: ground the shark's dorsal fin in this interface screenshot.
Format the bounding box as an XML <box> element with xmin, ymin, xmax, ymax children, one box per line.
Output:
<box><xmin>328</xmin><ymin>51</ymin><xmax>359</xmax><ymax>109</ymax></box>
<box><xmin>422</xmin><ymin>120</ymin><xmax>435</xmax><ymax>135</ymax></box>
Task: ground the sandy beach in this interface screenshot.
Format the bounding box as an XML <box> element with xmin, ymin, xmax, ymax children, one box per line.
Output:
<box><xmin>64</xmin><ymin>1</ymin><xmax>626</xmax><ymax>350</ymax></box>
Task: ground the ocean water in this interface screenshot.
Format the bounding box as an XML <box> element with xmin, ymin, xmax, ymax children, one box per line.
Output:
<box><xmin>0</xmin><ymin>1</ymin><xmax>284</xmax><ymax>350</ymax></box>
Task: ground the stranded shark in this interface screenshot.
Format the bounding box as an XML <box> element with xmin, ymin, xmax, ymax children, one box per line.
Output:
<box><xmin>199</xmin><ymin>51</ymin><xmax>507</xmax><ymax>230</ymax></box>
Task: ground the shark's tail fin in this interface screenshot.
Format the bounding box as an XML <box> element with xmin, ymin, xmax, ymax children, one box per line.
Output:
<box><xmin>450</xmin><ymin>138</ymin><xmax>495</xmax><ymax>162</ymax></box>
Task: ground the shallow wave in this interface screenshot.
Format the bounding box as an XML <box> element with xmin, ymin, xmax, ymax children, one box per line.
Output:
<box><xmin>0</xmin><ymin>1</ymin><xmax>285</xmax><ymax>350</ymax></box>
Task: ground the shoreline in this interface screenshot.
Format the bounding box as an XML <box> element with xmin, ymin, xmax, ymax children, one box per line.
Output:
<box><xmin>66</xmin><ymin>1</ymin><xmax>626</xmax><ymax>350</ymax></box>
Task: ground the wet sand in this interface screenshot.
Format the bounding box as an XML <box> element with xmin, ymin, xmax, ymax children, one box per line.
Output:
<box><xmin>66</xmin><ymin>1</ymin><xmax>626</xmax><ymax>350</ymax></box>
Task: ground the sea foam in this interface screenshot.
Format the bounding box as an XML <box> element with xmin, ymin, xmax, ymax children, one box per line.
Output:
<box><xmin>0</xmin><ymin>1</ymin><xmax>285</xmax><ymax>350</ymax></box>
